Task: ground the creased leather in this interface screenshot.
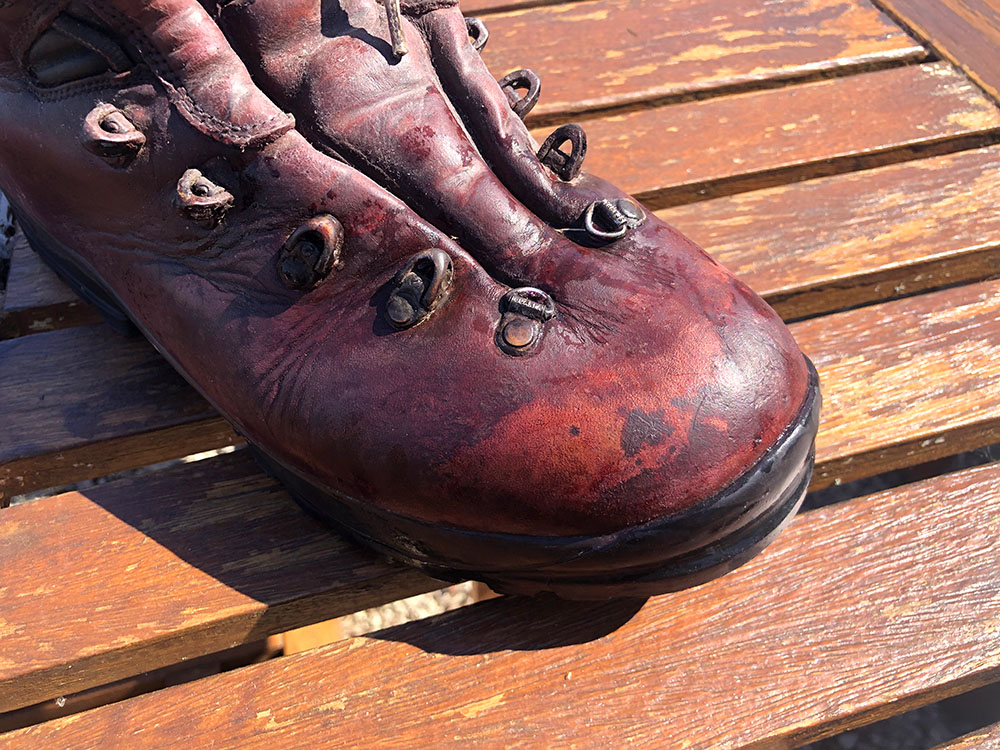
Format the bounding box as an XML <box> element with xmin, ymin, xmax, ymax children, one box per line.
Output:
<box><xmin>85</xmin><ymin>0</ymin><xmax>295</xmax><ymax>147</ymax></box>
<box><xmin>0</xmin><ymin>0</ymin><xmax>812</xmax><ymax>537</ymax></box>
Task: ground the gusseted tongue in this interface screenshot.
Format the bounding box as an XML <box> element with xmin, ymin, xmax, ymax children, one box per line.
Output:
<box><xmin>85</xmin><ymin>0</ymin><xmax>294</xmax><ymax>149</ymax></box>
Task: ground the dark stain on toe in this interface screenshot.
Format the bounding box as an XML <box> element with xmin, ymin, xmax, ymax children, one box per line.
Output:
<box><xmin>619</xmin><ymin>408</ymin><xmax>673</xmax><ymax>457</ymax></box>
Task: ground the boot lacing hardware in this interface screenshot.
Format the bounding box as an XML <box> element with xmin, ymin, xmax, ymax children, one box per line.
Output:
<box><xmin>82</xmin><ymin>104</ymin><xmax>145</xmax><ymax>168</ymax></box>
<box><xmin>583</xmin><ymin>199</ymin><xmax>645</xmax><ymax>242</ymax></box>
<box><xmin>537</xmin><ymin>124</ymin><xmax>587</xmax><ymax>181</ymax></box>
<box><xmin>278</xmin><ymin>215</ymin><xmax>345</xmax><ymax>290</ymax></box>
<box><xmin>386</xmin><ymin>249</ymin><xmax>454</xmax><ymax>328</ymax></box>
<box><xmin>499</xmin><ymin>69</ymin><xmax>541</xmax><ymax>119</ymax></box>
<box><xmin>466</xmin><ymin>17</ymin><xmax>489</xmax><ymax>52</ymax></box>
<box><xmin>175</xmin><ymin>169</ymin><xmax>234</xmax><ymax>228</ymax></box>
<box><xmin>496</xmin><ymin>287</ymin><xmax>555</xmax><ymax>356</ymax></box>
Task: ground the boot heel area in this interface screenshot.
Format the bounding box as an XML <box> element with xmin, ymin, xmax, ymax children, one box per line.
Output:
<box><xmin>17</xmin><ymin>213</ymin><xmax>138</xmax><ymax>337</ymax></box>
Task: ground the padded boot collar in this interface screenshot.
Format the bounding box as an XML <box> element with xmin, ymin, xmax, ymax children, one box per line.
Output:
<box><xmin>12</xmin><ymin>0</ymin><xmax>294</xmax><ymax>149</ymax></box>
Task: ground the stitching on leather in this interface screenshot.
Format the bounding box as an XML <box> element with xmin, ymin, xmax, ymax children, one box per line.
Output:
<box><xmin>28</xmin><ymin>67</ymin><xmax>154</xmax><ymax>102</ymax></box>
<box><xmin>51</xmin><ymin>15</ymin><xmax>133</xmax><ymax>72</ymax></box>
<box><xmin>86</xmin><ymin>1</ymin><xmax>292</xmax><ymax>146</ymax></box>
<box><xmin>11</xmin><ymin>0</ymin><xmax>70</xmax><ymax>64</ymax></box>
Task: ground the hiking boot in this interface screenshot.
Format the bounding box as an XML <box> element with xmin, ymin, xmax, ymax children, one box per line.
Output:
<box><xmin>0</xmin><ymin>0</ymin><xmax>819</xmax><ymax>598</ymax></box>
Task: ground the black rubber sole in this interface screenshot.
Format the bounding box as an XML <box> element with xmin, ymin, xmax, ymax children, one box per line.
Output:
<box><xmin>252</xmin><ymin>366</ymin><xmax>819</xmax><ymax>599</ymax></box>
<box><xmin>21</xmin><ymin>207</ymin><xmax>821</xmax><ymax>600</ymax></box>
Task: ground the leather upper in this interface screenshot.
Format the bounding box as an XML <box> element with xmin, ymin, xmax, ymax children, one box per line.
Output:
<box><xmin>0</xmin><ymin>0</ymin><xmax>810</xmax><ymax>536</ymax></box>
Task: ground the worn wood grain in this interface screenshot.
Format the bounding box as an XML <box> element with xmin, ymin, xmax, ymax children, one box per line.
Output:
<box><xmin>0</xmin><ymin>639</ymin><xmax>281</xmax><ymax>734</ymax></box>
<box><xmin>530</xmin><ymin>62</ymin><xmax>1000</xmax><ymax>209</ymax></box>
<box><xmin>932</xmin><ymin>721</ymin><xmax>1000</xmax><ymax>750</ymax></box>
<box><xmin>0</xmin><ymin>1</ymin><xmax>993</xmax><ymax>743</ymax></box>
<box><xmin>797</xmin><ymin>278</ymin><xmax>1000</xmax><ymax>489</ymax></box>
<box><xmin>0</xmin><ymin>325</ymin><xmax>241</xmax><ymax>502</ymax></box>
<box><xmin>0</xmin><ymin>418</ymin><xmax>241</xmax><ymax>507</ymax></box>
<box><xmin>879</xmin><ymin>0</ymin><xmax>1000</xmax><ymax>102</ymax></box>
<box><xmin>1</xmin><ymin>279</ymin><xmax>999</xmax><ymax>714</ymax></box>
<box><xmin>0</xmin><ymin>235</ymin><xmax>98</xmax><ymax>339</ymax></box>
<box><xmin>477</xmin><ymin>0</ymin><xmax>925</xmax><ymax>123</ymax></box>
<box><xmin>460</xmin><ymin>0</ymin><xmax>576</xmax><ymax>14</ymax></box>
<box><xmin>659</xmin><ymin>145</ymin><xmax>1000</xmax><ymax>319</ymax></box>
<box><xmin>0</xmin><ymin>451</ymin><xmax>439</xmax><ymax>714</ymax></box>
<box><xmin>6</xmin><ymin>463</ymin><xmax>999</xmax><ymax>749</ymax></box>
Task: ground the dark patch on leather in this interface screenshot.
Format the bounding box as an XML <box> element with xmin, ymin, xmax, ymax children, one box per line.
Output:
<box><xmin>401</xmin><ymin>0</ymin><xmax>459</xmax><ymax>16</ymax></box>
<box><xmin>619</xmin><ymin>408</ymin><xmax>673</xmax><ymax>458</ymax></box>
<box><xmin>569</xmin><ymin>425</ymin><xmax>580</xmax><ymax>436</ymax></box>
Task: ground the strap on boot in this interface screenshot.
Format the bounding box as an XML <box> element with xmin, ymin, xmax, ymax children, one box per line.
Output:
<box><xmin>85</xmin><ymin>0</ymin><xmax>294</xmax><ymax>149</ymax></box>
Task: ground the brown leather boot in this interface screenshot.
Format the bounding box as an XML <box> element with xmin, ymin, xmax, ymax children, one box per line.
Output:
<box><xmin>1</xmin><ymin>0</ymin><xmax>819</xmax><ymax>598</ymax></box>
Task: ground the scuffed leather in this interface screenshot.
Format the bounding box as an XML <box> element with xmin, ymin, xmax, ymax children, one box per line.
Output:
<box><xmin>0</xmin><ymin>0</ymin><xmax>810</xmax><ymax>536</ymax></box>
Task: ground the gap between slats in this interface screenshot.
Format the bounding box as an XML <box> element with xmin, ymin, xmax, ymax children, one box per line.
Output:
<box><xmin>4</xmin><ymin>462</ymin><xmax>999</xmax><ymax>748</ymax></box>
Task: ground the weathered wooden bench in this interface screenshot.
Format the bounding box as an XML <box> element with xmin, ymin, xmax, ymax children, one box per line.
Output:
<box><xmin>3</xmin><ymin>0</ymin><xmax>1000</xmax><ymax>746</ymax></box>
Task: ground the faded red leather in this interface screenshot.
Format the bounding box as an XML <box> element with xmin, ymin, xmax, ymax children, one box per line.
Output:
<box><xmin>1</xmin><ymin>0</ymin><xmax>810</xmax><ymax>539</ymax></box>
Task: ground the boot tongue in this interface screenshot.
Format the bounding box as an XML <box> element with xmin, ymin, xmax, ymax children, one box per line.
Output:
<box><xmin>86</xmin><ymin>0</ymin><xmax>294</xmax><ymax>149</ymax></box>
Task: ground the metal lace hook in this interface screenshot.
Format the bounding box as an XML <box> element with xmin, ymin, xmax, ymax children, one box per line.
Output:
<box><xmin>385</xmin><ymin>249</ymin><xmax>454</xmax><ymax>329</ymax></box>
<box><xmin>498</xmin><ymin>69</ymin><xmax>541</xmax><ymax>119</ymax></box>
<box><xmin>466</xmin><ymin>17</ymin><xmax>489</xmax><ymax>52</ymax></box>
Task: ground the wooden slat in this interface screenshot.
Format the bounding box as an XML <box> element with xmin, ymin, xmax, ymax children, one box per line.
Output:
<box><xmin>0</xmin><ymin>235</ymin><xmax>99</xmax><ymax>339</ymax></box>
<box><xmin>879</xmin><ymin>0</ymin><xmax>1000</xmax><ymax>101</ymax></box>
<box><xmin>802</xmin><ymin>278</ymin><xmax>1000</xmax><ymax>489</ymax></box>
<box><xmin>7</xmin><ymin>462</ymin><xmax>999</xmax><ymax>749</ymax></box>
<box><xmin>0</xmin><ymin>452</ymin><xmax>439</xmax><ymax>713</ymax></box>
<box><xmin>477</xmin><ymin>0</ymin><xmax>925</xmax><ymax>123</ymax></box>
<box><xmin>530</xmin><ymin>62</ymin><xmax>1000</xmax><ymax>208</ymax></box>
<box><xmin>1</xmin><ymin>279</ymin><xmax>999</xmax><ymax>714</ymax></box>
<box><xmin>0</xmin><ymin>325</ymin><xmax>241</xmax><ymax>503</ymax></box>
<box><xmin>0</xmin><ymin>638</ymin><xmax>281</xmax><ymax>735</ymax></box>
<box><xmin>658</xmin><ymin>145</ymin><xmax>1000</xmax><ymax>319</ymax></box>
<box><xmin>932</xmin><ymin>721</ymin><xmax>1000</xmax><ymax>750</ymax></box>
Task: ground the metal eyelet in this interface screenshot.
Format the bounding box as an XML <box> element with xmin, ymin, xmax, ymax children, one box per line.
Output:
<box><xmin>278</xmin><ymin>215</ymin><xmax>344</xmax><ymax>290</ymax></box>
<box><xmin>583</xmin><ymin>199</ymin><xmax>645</xmax><ymax>242</ymax></box>
<box><xmin>537</xmin><ymin>124</ymin><xmax>587</xmax><ymax>182</ymax></box>
<box><xmin>466</xmin><ymin>17</ymin><xmax>488</xmax><ymax>52</ymax></box>
<box><xmin>496</xmin><ymin>287</ymin><xmax>556</xmax><ymax>356</ymax></box>
<box><xmin>82</xmin><ymin>104</ymin><xmax>145</xmax><ymax>168</ymax></box>
<box><xmin>498</xmin><ymin>69</ymin><xmax>541</xmax><ymax>119</ymax></box>
<box><xmin>174</xmin><ymin>169</ymin><xmax>234</xmax><ymax>228</ymax></box>
<box><xmin>386</xmin><ymin>249</ymin><xmax>454</xmax><ymax>329</ymax></box>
